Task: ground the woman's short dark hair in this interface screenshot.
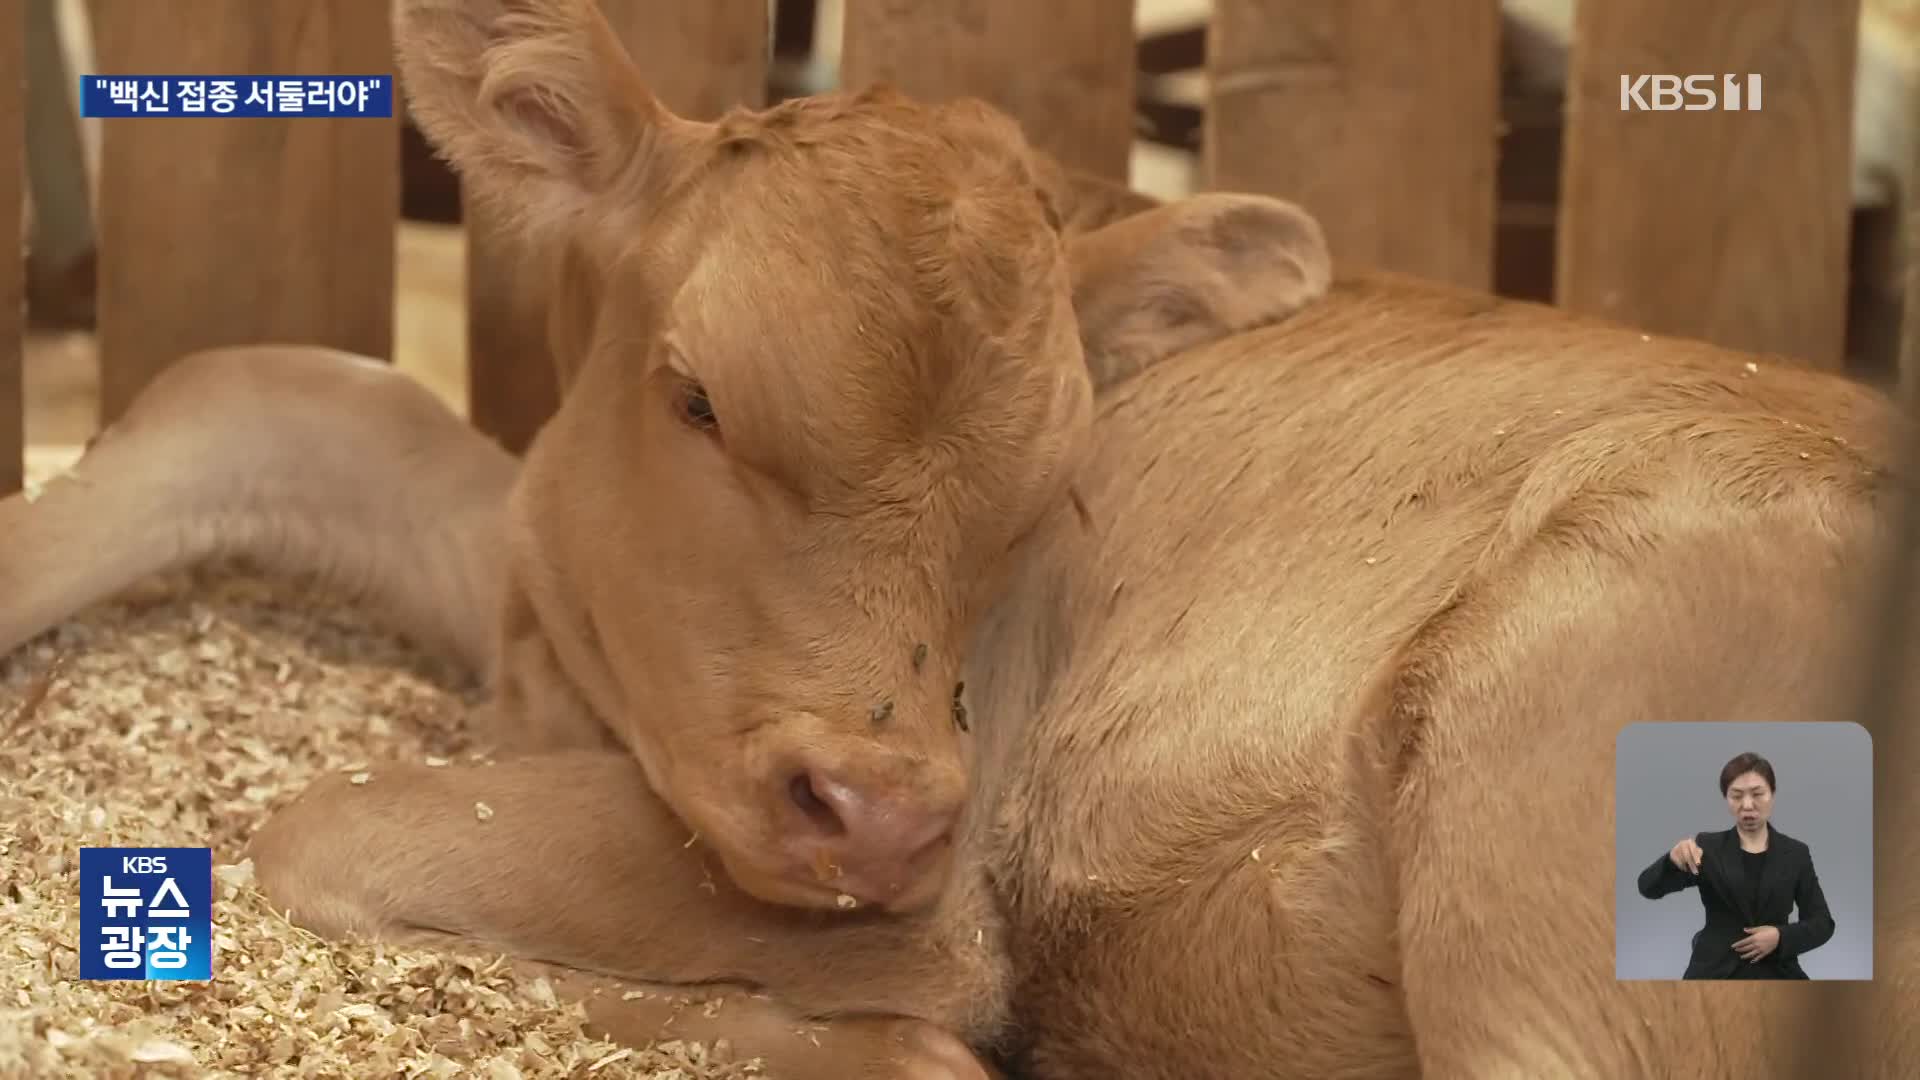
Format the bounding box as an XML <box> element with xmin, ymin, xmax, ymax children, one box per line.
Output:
<box><xmin>1719</xmin><ymin>752</ymin><xmax>1776</xmax><ymax>796</ymax></box>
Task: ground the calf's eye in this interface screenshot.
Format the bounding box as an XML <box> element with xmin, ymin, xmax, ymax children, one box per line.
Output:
<box><xmin>676</xmin><ymin>379</ymin><xmax>719</xmax><ymax>432</ymax></box>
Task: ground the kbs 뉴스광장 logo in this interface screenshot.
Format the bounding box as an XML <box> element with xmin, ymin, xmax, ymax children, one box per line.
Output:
<box><xmin>78</xmin><ymin>847</ymin><xmax>214</xmax><ymax>981</ymax></box>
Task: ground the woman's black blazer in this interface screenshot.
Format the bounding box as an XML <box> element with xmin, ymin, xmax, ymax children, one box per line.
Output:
<box><xmin>1636</xmin><ymin>825</ymin><xmax>1835</xmax><ymax>979</ymax></box>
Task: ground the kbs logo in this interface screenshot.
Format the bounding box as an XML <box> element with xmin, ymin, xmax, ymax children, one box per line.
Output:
<box><xmin>79</xmin><ymin>847</ymin><xmax>213</xmax><ymax>981</ymax></box>
<box><xmin>1620</xmin><ymin>74</ymin><xmax>1763</xmax><ymax>112</ymax></box>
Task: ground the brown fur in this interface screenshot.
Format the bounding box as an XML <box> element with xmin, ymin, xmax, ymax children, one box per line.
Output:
<box><xmin>2</xmin><ymin>1</ymin><xmax>1913</xmax><ymax>1076</ymax></box>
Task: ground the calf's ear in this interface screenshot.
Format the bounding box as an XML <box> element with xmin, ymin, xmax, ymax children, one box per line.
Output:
<box><xmin>1067</xmin><ymin>193</ymin><xmax>1332</xmax><ymax>391</ymax></box>
<box><xmin>1026</xmin><ymin>148</ymin><xmax>1165</xmax><ymax>235</ymax></box>
<box><xmin>393</xmin><ymin>0</ymin><xmax>700</xmax><ymax>244</ymax></box>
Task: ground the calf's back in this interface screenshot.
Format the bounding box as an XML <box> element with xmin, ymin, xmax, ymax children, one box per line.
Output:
<box><xmin>963</xmin><ymin>272</ymin><xmax>1911</xmax><ymax>1077</ymax></box>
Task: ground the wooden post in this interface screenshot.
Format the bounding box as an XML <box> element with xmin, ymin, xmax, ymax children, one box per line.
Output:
<box><xmin>1556</xmin><ymin>0</ymin><xmax>1859</xmax><ymax>366</ymax></box>
<box><xmin>2</xmin><ymin>9</ymin><xmax>23</xmax><ymax>496</ymax></box>
<box><xmin>1206</xmin><ymin>0</ymin><xmax>1503</xmax><ymax>292</ymax></box>
<box><xmin>840</xmin><ymin>0</ymin><xmax>1137</xmax><ymax>183</ymax></box>
<box><xmin>24</xmin><ymin>0</ymin><xmax>97</xmax><ymax>329</ymax></box>
<box><xmin>462</xmin><ymin>0</ymin><xmax>769</xmax><ymax>455</ymax></box>
<box><xmin>90</xmin><ymin>0</ymin><xmax>397</xmax><ymax>426</ymax></box>
<box><xmin>1903</xmin><ymin>63</ymin><xmax>1920</xmax><ymax>409</ymax></box>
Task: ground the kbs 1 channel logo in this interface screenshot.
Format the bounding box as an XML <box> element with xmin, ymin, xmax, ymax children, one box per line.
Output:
<box><xmin>79</xmin><ymin>848</ymin><xmax>214</xmax><ymax>981</ymax></box>
<box><xmin>1619</xmin><ymin>73</ymin><xmax>1763</xmax><ymax>113</ymax></box>
<box><xmin>77</xmin><ymin>75</ymin><xmax>395</xmax><ymax>118</ymax></box>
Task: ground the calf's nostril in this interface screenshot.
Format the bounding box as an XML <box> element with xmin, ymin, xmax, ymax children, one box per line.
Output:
<box><xmin>788</xmin><ymin>772</ymin><xmax>846</xmax><ymax>835</ymax></box>
<box><xmin>782</xmin><ymin>766</ymin><xmax>963</xmax><ymax>890</ymax></box>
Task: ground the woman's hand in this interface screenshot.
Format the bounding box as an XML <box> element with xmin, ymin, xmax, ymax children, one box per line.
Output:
<box><xmin>1668</xmin><ymin>836</ymin><xmax>1704</xmax><ymax>874</ymax></box>
<box><xmin>1732</xmin><ymin>925</ymin><xmax>1781</xmax><ymax>963</ymax></box>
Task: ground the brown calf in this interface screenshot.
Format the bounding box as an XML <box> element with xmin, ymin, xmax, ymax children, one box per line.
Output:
<box><xmin>3</xmin><ymin>0</ymin><xmax>1914</xmax><ymax>1076</ymax></box>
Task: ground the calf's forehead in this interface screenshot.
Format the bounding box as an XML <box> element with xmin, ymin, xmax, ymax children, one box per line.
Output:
<box><xmin>650</xmin><ymin>143</ymin><xmax>1071</xmax><ymax>476</ymax></box>
<box><xmin>667</xmin><ymin>228</ymin><xmax>906</xmax><ymax>476</ymax></box>
<box><xmin>674</xmin><ymin>188</ymin><xmax>918</xmax><ymax>355</ymax></box>
<box><xmin>661</xmin><ymin>223</ymin><xmax>1024</xmax><ymax>509</ymax></box>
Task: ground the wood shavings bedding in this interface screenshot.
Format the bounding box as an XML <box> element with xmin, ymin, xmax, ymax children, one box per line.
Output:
<box><xmin>0</xmin><ymin>455</ymin><xmax>761</xmax><ymax>1078</ymax></box>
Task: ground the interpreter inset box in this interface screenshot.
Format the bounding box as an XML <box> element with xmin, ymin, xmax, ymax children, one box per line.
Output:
<box><xmin>1614</xmin><ymin>722</ymin><xmax>1872</xmax><ymax>981</ymax></box>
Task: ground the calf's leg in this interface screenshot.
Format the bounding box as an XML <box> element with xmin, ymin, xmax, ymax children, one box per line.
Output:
<box><xmin>0</xmin><ymin>345</ymin><xmax>516</xmax><ymax>677</ymax></box>
<box><xmin>524</xmin><ymin>967</ymin><xmax>1000</xmax><ymax>1080</ymax></box>
<box><xmin>982</xmin><ymin>691</ymin><xmax>1416</xmax><ymax>1079</ymax></box>
<box><xmin>245</xmin><ymin>749</ymin><xmax>1012</xmax><ymax>1078</ymax></box>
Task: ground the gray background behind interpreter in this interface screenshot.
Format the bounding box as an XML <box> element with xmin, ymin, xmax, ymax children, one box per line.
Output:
<box><xmin>1614</xmin><ymin>721</ymin><xmax>1873</xmax><ymax>980</ymax></box>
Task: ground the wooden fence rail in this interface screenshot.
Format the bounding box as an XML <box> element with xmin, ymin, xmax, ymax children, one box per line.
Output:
<box><xmin>90</xmin><ymin>0</ymin><xmax>397</xmax><ymax>427</ymax></box>
<box><xmin>1556</xmin><ymin>0</ymin><xmax>1861</xmax><ymax>364</ymax></box>
<box><xmin>0</xmin><ymin>0</ymin><xmax>1895</xmax><ymax>494</ymax></box>
<box><xmin>3</xmin><ymin>13</ymin><xmax>23</xmax><ymax>497</ymax></box>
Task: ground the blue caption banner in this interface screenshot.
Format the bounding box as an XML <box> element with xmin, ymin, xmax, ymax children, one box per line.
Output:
<box><xmin>78</xmin><ymin>75</ymin><xmax>394</xmax><ymax>118</ymax></box>
<box><xmin>79</xmin><ymin>847</ymin><xmax>214</xmax><ymax>981</ymax></box>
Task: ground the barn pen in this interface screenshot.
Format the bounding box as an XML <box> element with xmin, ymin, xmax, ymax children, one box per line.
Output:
<box><xmin>1</xmin><ymin>0</ymin><xmax>1917</xmax><ymax>1076</ymax></box>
